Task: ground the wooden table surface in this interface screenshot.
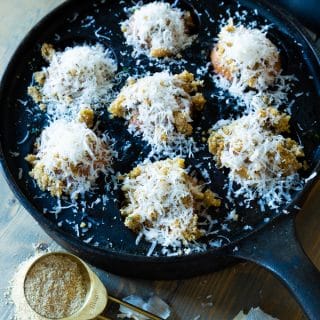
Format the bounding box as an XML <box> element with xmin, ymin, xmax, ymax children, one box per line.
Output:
<box><xmin>0</xmin><ymin>1</ymin><xmax>319</xmax><ymax>319</ymax></box>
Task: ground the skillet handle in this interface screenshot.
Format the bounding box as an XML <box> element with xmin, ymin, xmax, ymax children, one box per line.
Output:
<box><xmin>229</xmin><ymin>216</ymin><xmax>320</xmax><ymax>320</ymax></box>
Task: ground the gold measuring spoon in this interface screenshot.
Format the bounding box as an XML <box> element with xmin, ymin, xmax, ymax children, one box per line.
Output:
<box><xmin>23</xmin><ymin>252</ymin><xmax>162</xmax><ymax>320</ymax></box>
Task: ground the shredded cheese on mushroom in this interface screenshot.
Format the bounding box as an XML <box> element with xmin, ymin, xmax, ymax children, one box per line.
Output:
<box><xmin>208</xmin><ymin>107</ymin><xmax>304</xmax><ymax>209</ymax></box>
<box><xmin>29</xmin><ymin>44</ymin><xmax>117</xmax><ymax>120</ymax></box>
<box><xmin>26</xmin><ymin>119</ymin><xmax>112</xmax><ymax>199</ymax></box>
<box><xmin>121</xmin><ymin>2</ymin><xmax>196</xmax><ymax>58</ymax></box>
<box><xmin>212</xmin><ymin>20</ymin><xmax>281</xmax><ymax>93</ymax></box>
<box><xmin>121</xmin><ymin>158</ymin><xmax>220</xmax><ymax>248</ymax></box>
<box><xmin>108</xmin><ymin>71</ymin><xmax>205</xmax><ymax>154</ymax></box>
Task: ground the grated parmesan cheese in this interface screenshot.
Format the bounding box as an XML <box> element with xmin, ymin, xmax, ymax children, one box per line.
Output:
<box><xmin>25</xmin><ymin>119</ymin><xmax>112</xmax><ymax>199</ymax></box>
<box><xmin>108</xmin><ymin>71</ymin><xmax>205</xmax><ymax>155</ymax></box>
<box><xmin>120</xmin><ymin>158</ymin><xmax>221</xmax><ymax>249</ymax></box>
<box><xmin>121</xmin><ymin>2</ymin><xmax>196</xmax><ymax>58</ymax></box>
<box><xmin>212</xmin><ymin>19</ymin><xmax>280</xmax><ymax>92</ymax></box>
<box><xmin>210</xmin><ymin>19</ymin><xmax>297</xmax><ymax>113</ymax></box>
<box><xmin>208</xmin><ymin>107</ymin><xmax>304</xmax><ymax>209</ymax></box>
<box><xmin>30</xmin><ymin>44</ymin><xmax>117</xmax><ymax>120</ymax></box>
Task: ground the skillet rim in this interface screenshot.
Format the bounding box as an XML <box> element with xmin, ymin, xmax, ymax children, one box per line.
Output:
<box><xmin>0</xmin><ymin>0</ymin><xmax>319</xmax><ymax>264</ymax></box>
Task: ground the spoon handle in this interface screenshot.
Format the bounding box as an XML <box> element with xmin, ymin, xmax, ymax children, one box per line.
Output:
<box><xmin>108</xmin><ymin>295</ymin><xmax>162</xmax><ymax>320</ymax></box>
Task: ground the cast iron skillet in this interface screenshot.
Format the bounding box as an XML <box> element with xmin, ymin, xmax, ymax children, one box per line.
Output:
<box><xmin>0</xmin><ymin>0</ymin><xmax>320</xmax><ymax>318</ymax></box>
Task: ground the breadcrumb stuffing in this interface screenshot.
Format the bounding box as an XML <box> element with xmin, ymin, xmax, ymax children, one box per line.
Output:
<box><xmin>121</xmin><ymin>1</ymin><xmax>196</xmax><ymax>58</ymax></box>
<box><xmin>108</xmin><ymin>71</ymin><xmax>205</xmax><ymax>151</ymax></box>
<box><xmin>29</xmin><ymin>43</ymin><xmax>117</xmax><ymax>120</ymax></box>
<box><xmin>211</xmin><ymin>20</ymin><xmax>281</xmax><ymax>91</ymax></box>
<box><xmin>26</xmin><ymin>119</ymin><xmax>112</xmax><ymax>199</ymax></box>
<box><xmin>120</xmin><ymin>158</ymin><xmax>220</xmax><ymax>247</ymax></box>
<box><xmin>208</xmin><ymin>107</ymin><xmax>304</xmax><ymax>208</ymax></box>
<box><xmin>77</xmin><ymin>106</ymin><xmax>95</xmax><ymax>128</ymax></box>
<box><xmin>41</xmin><ymin>43</ymin><xmax>55</xmax><ymax>62</ymax></box>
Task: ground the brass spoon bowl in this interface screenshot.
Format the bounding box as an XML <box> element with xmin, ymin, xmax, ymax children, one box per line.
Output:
<box><xmin>23</xmin><ymin>252</ymin><xmax>162</xmax><ymax>320</ymax></box>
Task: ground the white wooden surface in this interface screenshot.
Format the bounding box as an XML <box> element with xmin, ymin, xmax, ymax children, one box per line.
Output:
<box><xmin>0</xmin><ymin>1</ymin><xmax>319</xmax><ymax>319</ymax></box>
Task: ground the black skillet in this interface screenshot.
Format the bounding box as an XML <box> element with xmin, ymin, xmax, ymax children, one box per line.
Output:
<box><xmin>1</xmin><ymin>0</ymin><xmax>320</xmax><ymax>319</ymax></box>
